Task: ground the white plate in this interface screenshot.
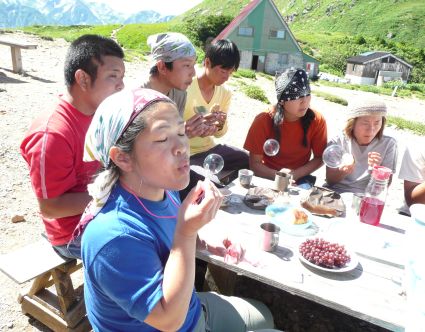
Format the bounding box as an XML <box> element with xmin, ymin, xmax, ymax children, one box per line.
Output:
<box><xmin>273</xmin><ymin>207</ymin><xmax>313</xmax><ymax>230</ymax></box>
<box><xmin>298</xmin><ymin>249</ymin><xmax>359</xmax><ymax>273</ymax></box>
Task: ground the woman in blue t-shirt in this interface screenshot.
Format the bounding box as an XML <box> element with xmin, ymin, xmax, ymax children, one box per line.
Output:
<box><xmin>76</xmin><ymin>88</ymin><xmax>275</xmax><ymax>332</ymax></box>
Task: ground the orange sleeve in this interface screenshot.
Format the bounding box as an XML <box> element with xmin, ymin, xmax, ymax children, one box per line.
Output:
<box><xmin>310</xmin><ymin>110</ymin><xmax>328</xmax><ymax>158</ymax></box>
<box><xmin>243</xmin><ymin>112</ymin><xmax>273</xmax><ymax>155</ymax></box>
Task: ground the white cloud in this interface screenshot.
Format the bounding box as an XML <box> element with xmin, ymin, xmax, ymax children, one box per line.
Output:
<box><xmin>91</xmin><ymin>0</ymin><xmax>203</xmax><ymax>16</ymax></box>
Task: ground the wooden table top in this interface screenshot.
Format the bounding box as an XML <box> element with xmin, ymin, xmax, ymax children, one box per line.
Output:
<box><xmin>197</xmin><ymin>176</ymin><xmax>408</xmax><ymax>332</ymax></box>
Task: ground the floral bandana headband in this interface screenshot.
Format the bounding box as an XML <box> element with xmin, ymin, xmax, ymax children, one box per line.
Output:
<box><xmin>75</xmin><ymin>88</ymin><xmax>172</xmax><ymax>236</ymax></box>
<box><xmin>275</xmin><ymin>68</ymin><xmax>311</xmax><ymax>102</ymax></box>
<box><xmin>84</xmin><ymin>88</ymin><xmax>171</xmax><ymax>168</ymax></box>
<box><xmin>147</xmin><ymin>32</ymin><xmax>196</xmax><ymax>63</ymax></box>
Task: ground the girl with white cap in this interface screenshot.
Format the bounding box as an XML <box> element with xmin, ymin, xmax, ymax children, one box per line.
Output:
<box><xmin>326</xmin><ymin>97</ymin><xmax>397</xmax><ymax>193</ymax></box>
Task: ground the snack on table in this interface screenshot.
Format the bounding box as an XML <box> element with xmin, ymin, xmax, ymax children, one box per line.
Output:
<box><xmin>292</xmin><ymin>208</ymin><xmax>308</xmax><ymax>225</ymax></box>
<box><xmin>301</xmin><ymin>200</ymin><xmax>339</xmax><ymax>217</ymax></box>
<box><xmin>300</xmin><ymin>186</ymin><xmax>346</xmax><ymax>217</ymax></box>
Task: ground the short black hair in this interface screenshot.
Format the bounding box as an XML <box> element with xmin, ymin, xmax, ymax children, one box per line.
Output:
<box><xmin>149</xmin><ymin>61</ymin><xmax>174</xmax><ymax>76</ymax></box>
<box><xmin>64</xmin><ymin>34</ymin><xmax>124</xmax><ymax>88</ymax></box>
<box><xmin>205</xmin><ymin>39</ymin><xmax>240</xmax><ymax>70</ymax></box>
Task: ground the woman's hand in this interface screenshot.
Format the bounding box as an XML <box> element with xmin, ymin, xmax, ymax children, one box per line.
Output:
<box><xmin>338</xmin><ymin>155</ymin><xmax>355</xmax><ymax>174</ymax></box>
<box><xmin>177</xmin><ymin>180</ymin><xmax>223</xmax><ymax>237</ymax></box>
<box><xmin>339</xmin><ymin>163</ymin><xmax>355</xmax><ymax>174</ymax></box>
<box><xmin>198</xmin><ymin>235</ymin><xmax>245</xmax><ymax>264</ymax></box>
<box><xmin>368</xmin><ymin>152</ymin><xmax>382</xmax><ymax>169</ymax></box>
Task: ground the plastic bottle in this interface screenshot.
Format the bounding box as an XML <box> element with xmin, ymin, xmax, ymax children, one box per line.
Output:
<box><xmin>359</xmin><ymin>165</ymin><xmax>392</xmax><ymax>226</ymax></box>
<box><xmin>405</xmin><ymin>204</ymin><xmax>425</xmax><ymax>331</ymax></box>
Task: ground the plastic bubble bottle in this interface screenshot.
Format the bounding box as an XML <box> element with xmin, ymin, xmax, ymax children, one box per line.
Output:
<box><xmin>359</xmin><ymin>165</ymin><xmax>392</xmax><ymax>226</ymax></box>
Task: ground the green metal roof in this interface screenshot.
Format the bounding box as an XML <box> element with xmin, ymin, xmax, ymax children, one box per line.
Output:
<box><xmin>302</xmin><ymin>53</ymin><xmax>319</xmax><ymax>64</ymax></box>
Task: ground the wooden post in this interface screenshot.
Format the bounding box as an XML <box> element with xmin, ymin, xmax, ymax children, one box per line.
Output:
<box><xmin>10</xmin><ymin>46</ymin><xmax>23</xmax><ymax>73</ymax></box>
<box><xmin>391</xmin><ymin>86</ymin><xmax>399</xmax><ymax>97</ymax></box>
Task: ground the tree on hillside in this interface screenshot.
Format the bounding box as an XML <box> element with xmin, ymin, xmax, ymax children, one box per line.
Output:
<box><xmin>182</xmin><ymin>15</ymin><xmax>233</xmax><ymax>49</ymax></box>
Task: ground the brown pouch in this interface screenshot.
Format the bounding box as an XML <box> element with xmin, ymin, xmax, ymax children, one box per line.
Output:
<box><xmin>301</xmin><ymin>186</ymin><xmax>346</xmax><ymax>217</ymax></box>
<box><xmin>243</xmin><ymin>187</ymin><xmax>275</xmax><ymax>210</ymax></box>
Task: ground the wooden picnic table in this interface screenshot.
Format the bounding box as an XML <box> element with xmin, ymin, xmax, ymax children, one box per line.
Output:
<box><xmin>197</xmin><ymin>176</ymin><xmax>408</xmax><ymax>332</ymax></box>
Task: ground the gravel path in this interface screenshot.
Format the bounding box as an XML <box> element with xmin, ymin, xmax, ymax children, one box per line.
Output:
<box><xmin>0</xmin><ymin>31</ymin><xmax>424</xmax><ymax>331</ymax></box>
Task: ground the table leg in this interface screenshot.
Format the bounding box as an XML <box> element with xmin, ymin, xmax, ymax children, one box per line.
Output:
<box><xmin>203</xmin><ymin>264</ymin><xmax>237</xmax><ymax>296</ymax></box>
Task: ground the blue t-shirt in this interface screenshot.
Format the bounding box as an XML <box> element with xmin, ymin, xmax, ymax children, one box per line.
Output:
<box><xmin>81</xmin><ymin>183</ymin><xmax>201</xmax><ymax>332</ymax></box>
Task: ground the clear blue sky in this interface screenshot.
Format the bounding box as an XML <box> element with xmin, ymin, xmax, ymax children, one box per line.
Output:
<box><xmin>90</xmin><ymin>0</ymin><xmax>203</xmax><ymax>16</ymax></box>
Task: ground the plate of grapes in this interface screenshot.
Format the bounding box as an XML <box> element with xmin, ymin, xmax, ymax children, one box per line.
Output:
<box><xmin>298</xmin><ymin>238</ymin><xmax>359</xmax><ymax>273</ymax></box>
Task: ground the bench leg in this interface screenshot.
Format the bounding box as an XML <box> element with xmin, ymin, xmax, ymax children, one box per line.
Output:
<box><xmin>18</xmin><ymin>271</ymin><xmax>52</xmax><ymax>303</ymax></box>
<box><xmin>10</xmin><ymin>46</ymin><xmax>23</xmax><ymax>73</ymax></box>
<box><xmin>19</xmin><ymin>261</ymin><xmax>90</xmax><ymax>331</ymax></box>
<box><xmin>51</xmin><ymin>266</ymin><xmax>77</xmax><ymax>316</ymax></box>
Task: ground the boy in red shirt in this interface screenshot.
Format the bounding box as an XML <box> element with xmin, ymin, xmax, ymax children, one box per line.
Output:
<box><xmin>20</xmin><ymin>34</ymin><xmax>125</xmax><ymax>259</ymax></box>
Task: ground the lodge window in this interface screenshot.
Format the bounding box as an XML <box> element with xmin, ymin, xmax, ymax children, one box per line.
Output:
<box><xmin>238</xmin><ymin>27</ymin><xmax>254</xmax><ymax>37</ymax></box>
<box><xmin>278</xmin><ymin>53</ymin><xmax>288</xmax><ymax>65</ymax></box>
<box><xmin>382</xmin><ymin>57</ymin><xmax>395</xmax><ymax>63</ymax></box>
<box><xmin>269</xmin><ymin>29</ymin><xmax>285</xmax><ymax>39</ymax></box>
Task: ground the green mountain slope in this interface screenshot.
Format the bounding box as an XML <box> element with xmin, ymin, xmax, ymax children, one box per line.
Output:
<box><xmin>173</xmin><ymin>0</ymin><xmax>250</xmax><ymax>22</ymax></box>
<box><xmin>283</xmin><ymin>0</ymin><xmax>425</xmax><ymax>48</ymax></box>
<box><xmin>178</xmin><ymin>0</ymin><xmax>425</xmax><ymax>48</ymax></box>
<box><xmin>176</xmin><ymin>0</ymin><xmax>425</xmax><ymax>83</ymax></box>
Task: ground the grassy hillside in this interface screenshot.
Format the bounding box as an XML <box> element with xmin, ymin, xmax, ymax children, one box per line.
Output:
<box><xmin>172</xmin><ymin>0</ymin><xmax>250</xmax><ymax>22</ymax></box>
<box><xmin>177</xmin><ymin>0</ymin><xmax>425</xmax><ymax>83</ymax></box>
<box><xmin>10</xmin><ymin>0</ymin><xmax>425</xmax><ymax>83</ymax></box>
<box><xmin>282</xmin><ymin>0</ymin><xmax>425</xmax><ymax>48</ymax></box>
<box><xmin>177</xmin><ymin>0</ymin><xmax>425</xmax><ymax>48</ymax></box>
<box><xmin>19</xmin><ymin>24</ymin><xmax>119</xmax><ymax>41</ymax></box>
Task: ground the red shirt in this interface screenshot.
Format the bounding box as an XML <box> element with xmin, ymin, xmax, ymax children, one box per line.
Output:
<box><xmin>20</xmin><ymin>98</ymin><xmax>100</xmax><ymax>245</ymax></box>
<box><xmin>244</xmin><ymin>109</ymin><xmax>327</xmax><ymax>170</ymax></box>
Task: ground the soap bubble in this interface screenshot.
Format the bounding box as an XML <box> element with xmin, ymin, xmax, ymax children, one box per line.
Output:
<box><xmin>263</xmin><ymin>139</ymin><xmax>280</xmax><ymax>156</ymax></box>
<box><xmin>203</xmin><ymin>153</ymin><xmax>224</xmax><ymax>175</ymax></box>
<box><xmin>323</xmin><ymin>145</ymin><xmax>344</xmax><ymax>168</ymax></box>
<box><xmin>323</xmin><ymin>145</ymin><xmax>353</xmax><ymax>168</ymax></box>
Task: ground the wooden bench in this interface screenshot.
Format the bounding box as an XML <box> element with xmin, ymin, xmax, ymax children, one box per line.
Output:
<box><xmin>0</xmin><ymin>39</ymin><xmax>37</xmax><ymax>73</ymax></box>
<box><xmin>0</xmin><ymin>239</ymin><xmax>91</xmax><ymax>332</ymax></box>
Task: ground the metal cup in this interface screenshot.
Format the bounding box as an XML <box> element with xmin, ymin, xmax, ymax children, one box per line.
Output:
<box><xmin>260</xmin><ymin>223</ymin><xmax>280</xmax><ymax>252</ymax></box>
<box><xmin>239</xmin><ymin>169</ymin><xmax>253</xmax><ymax>188</ymax></box>
<box><xmin>273</xmin><ymin>171</ymin><xmax>292</xmax><ymax>192</ymax></box>
<box><xmin>351</xmin><ymin>193</ymin><xmax>364</xmax><ymax>216</ymax></box>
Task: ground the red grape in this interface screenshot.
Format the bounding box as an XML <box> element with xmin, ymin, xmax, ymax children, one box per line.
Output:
<box><xmin>299</xmin><ymin>238</ymin><xmax>351</xmax><ymax>269</ymax></box>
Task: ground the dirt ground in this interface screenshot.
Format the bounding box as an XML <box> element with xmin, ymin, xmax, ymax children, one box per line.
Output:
<box><xmin>0</xmin><ymin>31</ymin><xmax>424</xmax><ymax>331</ymax></box>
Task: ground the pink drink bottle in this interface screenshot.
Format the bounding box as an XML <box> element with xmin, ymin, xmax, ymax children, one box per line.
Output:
<box><xmin>359</xmin><ymin>165</ymin><xmax>392</xmax><ymax>226</ymax></box>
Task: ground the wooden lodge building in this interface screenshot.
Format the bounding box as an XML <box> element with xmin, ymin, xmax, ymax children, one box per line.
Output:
<box><xmin>213</xmin><ymin>0</ymin><xmax>319</xmax><ymax>78</ymax></box>
<box><xmin>345</xmin><ymin>51</ymin><xmax>413</xmax><ymax>86</ymax></box>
